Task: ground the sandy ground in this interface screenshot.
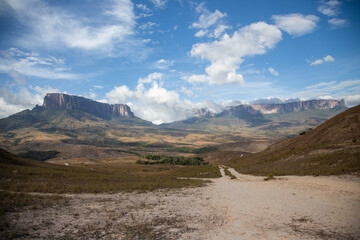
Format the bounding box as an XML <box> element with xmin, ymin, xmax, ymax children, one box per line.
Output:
<box><xmin>3</xmin><ymin>168</ymin><xmax>360</xmax><ymax>239</ymax></box>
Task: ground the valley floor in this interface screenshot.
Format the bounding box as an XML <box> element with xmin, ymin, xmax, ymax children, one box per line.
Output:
<box><xmin>2</xmin><ymin>168</ymin><xmax>360</xmax><ymax>240</ymax></box>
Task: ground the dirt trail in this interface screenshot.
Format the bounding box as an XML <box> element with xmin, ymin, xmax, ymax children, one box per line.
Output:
<box><xmin>3</xmin><ymin>167</ymin><xmax>360</xmax><ymax>239</ymax></box>
<box><xmin>189</xmin><ymin>166</ymin><xmax>360</xmax><ymax>240</ymax></box>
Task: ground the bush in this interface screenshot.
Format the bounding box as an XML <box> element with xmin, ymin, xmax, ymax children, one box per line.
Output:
<box><xmin>138</xmin><ymin>155</ymin><xmax>208</xmax><ymax>166</ymax></box>
<box><xmin>19</xmin><ymin>150</ymin><xmax>60</xmax><ymax>161</ymax></box>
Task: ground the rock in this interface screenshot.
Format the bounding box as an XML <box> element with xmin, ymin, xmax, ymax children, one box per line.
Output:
<box><xmin>43</xmin><ymin>93</ymin><xmax>134</xmax><ymax>120</ymax></box>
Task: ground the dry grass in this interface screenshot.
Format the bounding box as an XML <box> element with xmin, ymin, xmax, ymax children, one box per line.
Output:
<box><xmin>0</xmin><ymin>148</ymin><xmax>221</xmax><ymax>194</ymax></box>
<box><xmin>228</xmin><ymin>106</ymin><xmax>360</xmax><ymax>176</ymax></box>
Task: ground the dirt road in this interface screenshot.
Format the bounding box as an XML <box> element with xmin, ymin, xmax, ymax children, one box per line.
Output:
<box><xmin>189</xmin><ymin>167</ymin><xmax>360</xmax><ymax>239</ymax></box>
<box><xmin>3</xmin><ymin>167</ymin><xmax>360</xmax><ymax>239</ymax></box>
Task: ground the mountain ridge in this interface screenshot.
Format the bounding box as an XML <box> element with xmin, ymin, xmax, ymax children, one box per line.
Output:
<box><xmin>43</xmin><ymin>93</ymin><xmax>134</xmax><ymax>120</ymax></box>
<box><xmin>195</xmin><ymin>99</ymin><xmax>345</xmax><ymax>118</ymax></box>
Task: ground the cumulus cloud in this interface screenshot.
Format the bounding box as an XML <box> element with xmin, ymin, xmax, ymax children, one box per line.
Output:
<box><xmin>0</xmin><ymin>85</ymin><xmax>60</xmax><ymax>118</ymax></box>
<box><xmin>328</xmin><ymin>18</ymin><xmax>349</xmax><ymax>28</ymax></box>
<box><xmin>272</xmin><ymin>14</ymin><xmax>319</xmax><ymax>37</ymax></box>
<box><xmin>186</xmin><ymin>21</ymin><xmax>282</xmax><ymax>85</ymax></box>
<box><xmin>308</xmin><ymin>55</ymin><xmax>335</xmax><ymax>66</ymax></box>
<box><xmin>138</xmin><ymin>72</ymin><xmax>163</xmax><ymax>84</ymax></box>
<box><xmin>191</xmin><ymin>2</ymin><xmax>228</xmax><ymax>38</ymax></box>
<box><xmin>106</xmin><ymin>73</ymin><xmax>193</xmax><ymax>124</ymax></box>
<box><xmin>343</xmin><ymin>95</ymin><xmax>360</xmax><ymax>106</ymax></box>
<box><xmin>4</xmin><ymin>0</ymin><xmax>137</xmax><ymax>54</ymax></box>
<box><xmin>0</xmin><ymin>48</ymin><xmax>81</xmax><ymax>80</ymax></box>
<box><xmin>318</xmin><ymin>0</ymin><xmax>341</xmax><ymax>17</ymax></box>
<box><xmin>268</xmin><ymin>67</ymin><xmax>279</xmax><ymax>76</ymax></box>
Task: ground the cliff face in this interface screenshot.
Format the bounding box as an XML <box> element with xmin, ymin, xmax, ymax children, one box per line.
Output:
<box><xmin>43</xmin><ymin>93</ymin><xmax>134</xmax><ymax>120</ymax></box>
<box><xmin>222</xmin><ymin>99</ymin><xmax>345</xmax><ymax>116</ymax></box>
<box><xmin>250</xmin><ymin>99</ymin><xmax>345</xmax><ymax>114</ymax></box>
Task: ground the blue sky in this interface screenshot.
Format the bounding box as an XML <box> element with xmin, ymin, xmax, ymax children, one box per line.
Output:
<box><xmin>0</xmin><ymin>0</ymin><xmax>359</xmax><ymax>123</ymax></box>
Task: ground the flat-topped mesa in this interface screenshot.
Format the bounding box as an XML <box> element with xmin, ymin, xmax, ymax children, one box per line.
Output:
<box><xmin>43</xmin><ymin>93</ymin><xmax>134</xmax><ymax>120</ymax></box>
<box><xmin>221</xmin><ymin>99</ymin><xmax>345</xmax><ymax>116</ymax></box>
<box><xmin>249</xmin><ymin>99</ymin><xmax>345</xmax><ymax>114</ymax></box>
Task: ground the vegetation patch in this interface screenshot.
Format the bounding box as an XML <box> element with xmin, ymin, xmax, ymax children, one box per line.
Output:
<box><xmin>19</xmin><ymin>150</ymin><xmax>60</xmax><ymax>161</ymax></box>
<box><xmin>0</xmin><ymin>191</ymin><xmax>68</xmax><ymax>216</ymax></box>
<box><xmin>172</xmin><ymin>165</ymin><xmax>221</xmax><ymax>178</ymax></box>
<box><xmin>0</xmin><ymin>149</ymin><xmax>210</xmax><ymax>193</ymax></box>
<box><xmin>223</xmin><ymin>166</ymin><xmax>237</xmax><ymax>179</ymax></box>
<box><xmin>137</xmin><ymin>155</ymin><xmax>208</xmax><ymax>166</ymax></box>
<box><xmin>228</xmin><ymin>143</ymin><xmax>360</xmax><ymax>176</ymax></box>
<box><xmin>167</xmin><ymin>146</ymin><xmax>218</xmax><ymax>154</ymax></box>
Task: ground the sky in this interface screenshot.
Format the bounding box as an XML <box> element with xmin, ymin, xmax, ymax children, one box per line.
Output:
<box><xmin>0</xmin><ymin>0</ymin><xmax>359</xmax><ymax>124</ymax></box>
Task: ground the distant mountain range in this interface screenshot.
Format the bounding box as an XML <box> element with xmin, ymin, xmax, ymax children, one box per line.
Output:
<box><xmin>194</xmin><ymin>99</ymin><xmax>345</xmax><ymax>117</ymax></box>
<box><xmin>0</xmin><ymin>93</ymin><xmax>355</xmax><ymax>169</ymax></box>
<box><xmin>165</xmin><ymin>99</ymin><xmax>346</xmax><ymax>131</ymax></box>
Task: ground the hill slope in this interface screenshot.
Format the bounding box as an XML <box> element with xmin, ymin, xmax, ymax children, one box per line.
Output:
<box><xmin>228</xmin><ymin>105</ymin><xmax>360</xmax><ymax>176</ymax></box>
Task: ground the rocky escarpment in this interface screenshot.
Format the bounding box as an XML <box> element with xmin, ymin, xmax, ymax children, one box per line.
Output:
<box><xmin>43</xmin><ymin>93</ymin><xmax>134</xmax><ymax>120</ymax></box>
<box><xmin>222</xmin><ymin>99</ymin><xmax>345</xmax><ymax>116</ymax></box>
<box><xmin>250</xmin><ymin>99</ymin><xmax>345</xmax><ymax>114</ymax></box>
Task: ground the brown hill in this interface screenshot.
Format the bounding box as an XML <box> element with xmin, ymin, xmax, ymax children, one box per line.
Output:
<box><xmin>228</xmin><ymin>105</ymin><xmax>360</xmax><ymax>176</ymax></box>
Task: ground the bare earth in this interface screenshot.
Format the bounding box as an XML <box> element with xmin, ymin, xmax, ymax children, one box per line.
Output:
<box><xmin>5</xmin><ymin>167</ymin><xmax>360</xmax><ymax>239</ymax></box>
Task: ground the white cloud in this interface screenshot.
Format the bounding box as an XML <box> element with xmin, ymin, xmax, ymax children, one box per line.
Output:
<box><xmin>0</xmin><ymin>48</ymin><xmax>81</xmax><ymax>80</ymax></box>
<box><xmin>310</xmin><ymin>59</ymin><xmax>324</xmax><ymax>66</ymax></box>
<box><xmin>138</xmin><ymin>72</ymin><xmax>163</xmax><ymax>84</ymax></box>
<box><xmin>318</xmin><ymin>0</ymin><xmax>341</xmax><ymax>17</ymax></box>
<box><xmin>249</xmin><ymin>97</ymin><xmax>301</xmax><ymax>105</ymax></box>
<box><xmin>306</xmin><ymin>81</ymin><xmax>336</xmax><ymax>89</ymax></box>
<box><xmin>186</xmin><ymin>21</ymin><xmax>282</xmax><ymax>85</ymax></box>
<box><xmin>191</xmin><ymin>3</ymin><xmax>228</xmax><ymax>38</ymax></box>
<box><xmin>0</xmin><ymin>85</ymin><xmax>60</xmax><ymax>118</ymax></box>
<box><xmin>152</xmin><ymin>59</ymin><xmax>174</xmax><ymax>69</ymax></box>
<box><xmin>105</xmin><ymin>85</ymin><xmax>134</xmax><ymax>104</ymax></box>
<box><xmin>139</xmin><ymin>22</ymin><xmax>159</xmax><ymax>31</ymax></box>
<box><xmin>343</xmin><ymin>95</ymin><xmax>360</xmax><ymax>106</ymax></box>
<box><xmin>213</xmin><ymin>24</ymin><xmax>229</xmax><ymax>38</ymax></box>
<box><xmin>292</xmin><ymin>80</ymin><xmax>360</xmax><ymax>105</ymax></box>
<box><xmin>181</xmin><ymin>86</ymin><xmax>194</xmax><ymax>97</ymax></box>
<box><xmin>272</xmin><ymin>14</ymin><xmax>319</xmax><ymax>37</ymax></box>
<box><xmin>5</xmin><ymin>0</ymin><xmax>137</xmax><ymax>53</ymax></box>
<box><xmin>309</xmin><ymin>55</ymin><xmax>335</xmax><ymax>66</ymax></box>
<box><xmin>194</xmin><ymin>30</ymin><xmax>208</xmax><ymax>38</ymax></box>
<box><xmin>106</xmin><ymin>73</ymin><xmax>193</xmax><ymax>124</ymax></box>
<box><xmin>136</xmin><ymin>3</ymin><xmax>152</xmax><ymax>18</ymax></box>
<box><xmin>268</xmin><ymin>67</ymin><xmax>279</xmax><ymax>76</ymax></box>
<box><xmin>192</xmin><ymin>9</ymin><xmax>226</xmax><ymax>30</ymax></box>
<box><xmin>323</xmin><ymin>55</ymin><xmax>335</xmax><ymax>62</ymax></box>
<box><xmin>149</xmin><ymin>0</ymin><xmax>167</xmax><ymax>8</ymax></box>
<box><xmin>328</xmin><ymin>18</ymin><xmax>349</xmax><ymax>28</ymax></box>
<box><xmin>9</xmin><ymin>70</ymin><xmax>26</xmax><ymax>85</ymax></box>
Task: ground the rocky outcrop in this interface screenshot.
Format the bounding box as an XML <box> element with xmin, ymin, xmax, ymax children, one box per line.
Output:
<box><xmin>43</xmin><ymin>93</ymin><xmax>134</xmax><ymax>120</ymax></box>
<box><xmin>221</xmin><ymin>99</ymin><xmax>345</xmax><ymax>116</ymax></box>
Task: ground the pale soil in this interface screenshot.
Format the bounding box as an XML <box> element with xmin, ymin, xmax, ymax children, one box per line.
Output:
<box><xmin>2</xmin><ymin>168</ymin><xmax>360</xmax><ymax>240</ymax></box>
